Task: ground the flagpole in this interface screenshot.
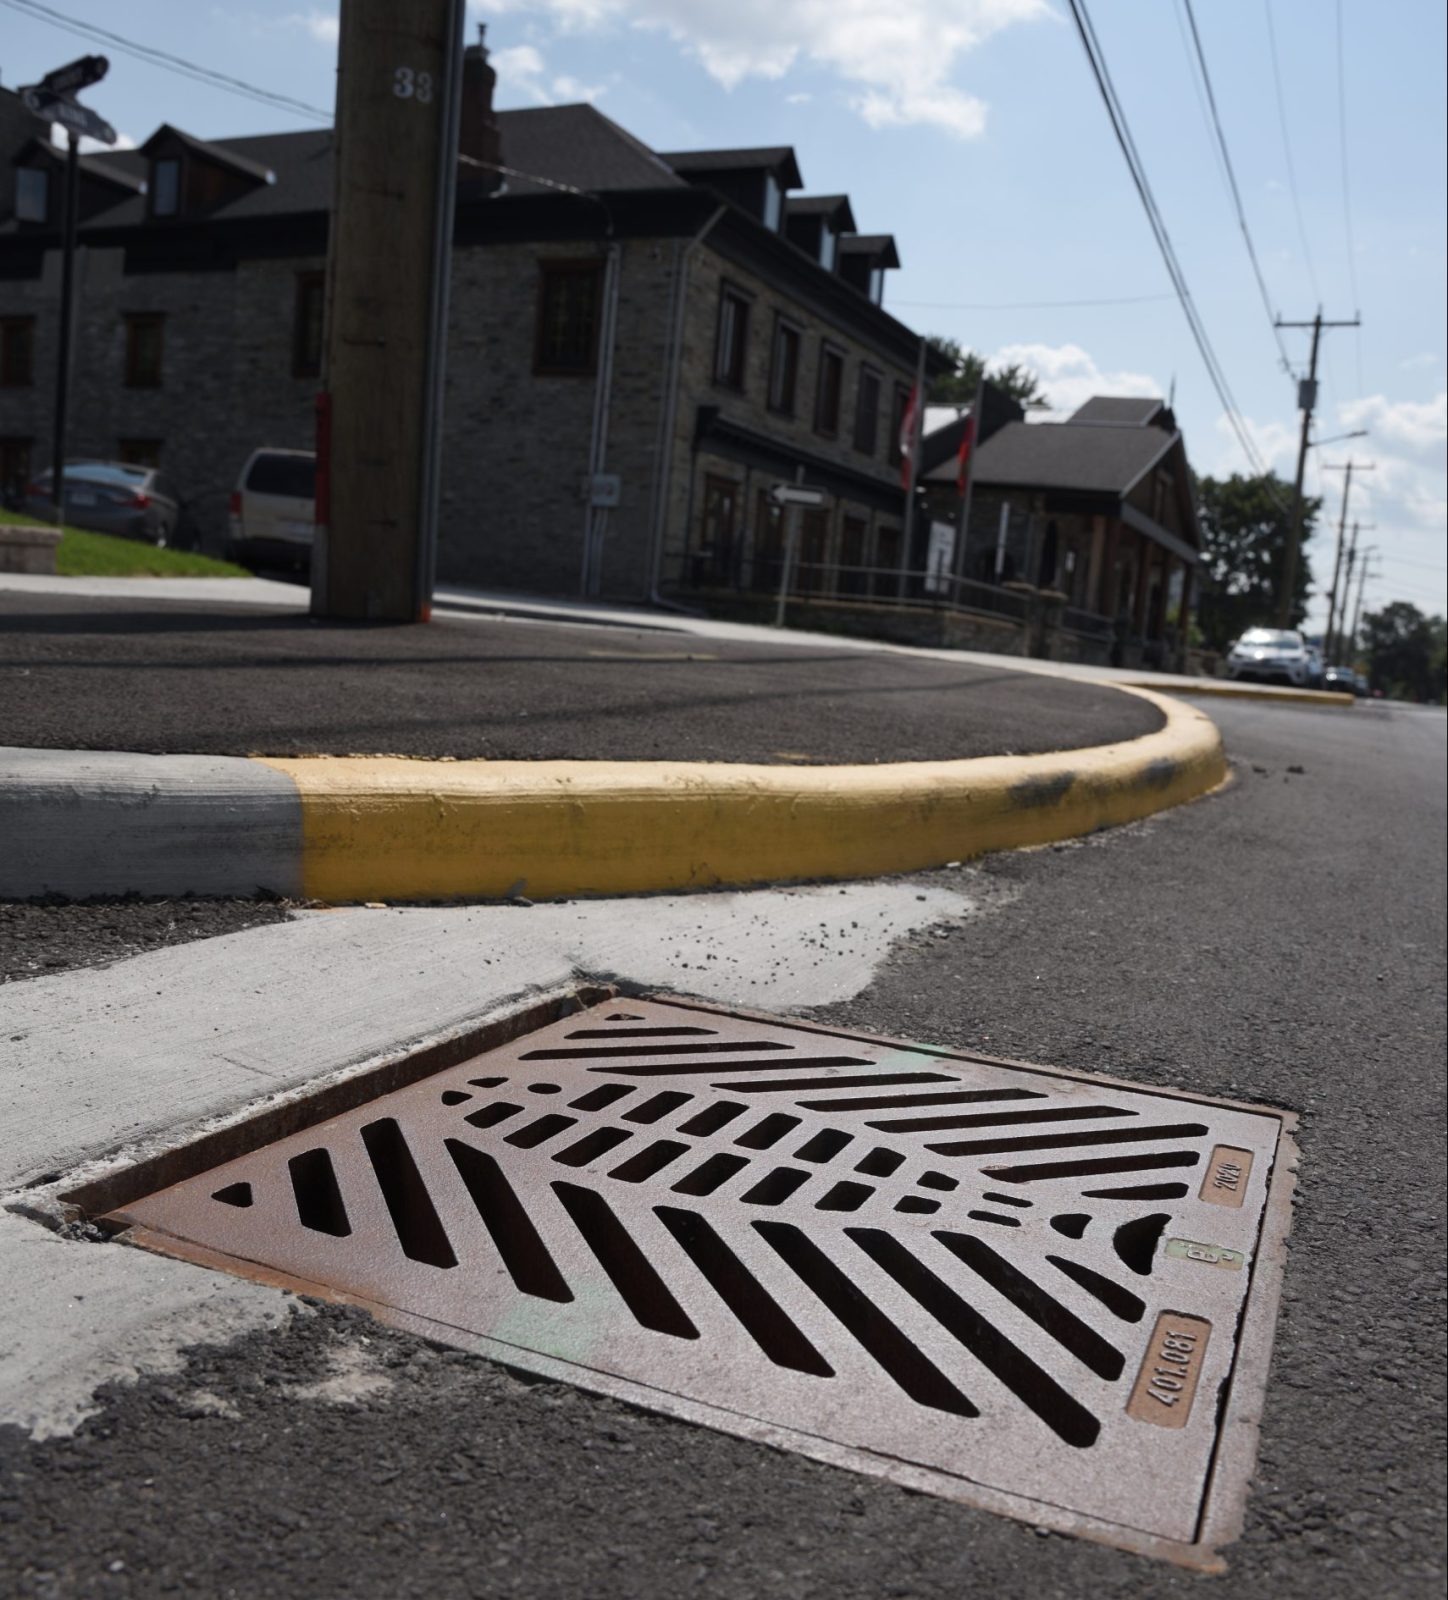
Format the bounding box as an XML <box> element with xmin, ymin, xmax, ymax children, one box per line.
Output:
<box><xmin>898</xmin><ymin>336</ymin><xmax>926</xmax><ymax>598</ymax></box>
<box><xmin>951</xmin><ymin>373</ymin><xmax>983</xmax><ymax>606</ymax></box>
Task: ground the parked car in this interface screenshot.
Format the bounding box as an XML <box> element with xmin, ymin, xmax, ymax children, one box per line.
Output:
<box><xmin>229</xmin><ymin>448</ymin><xmax>316</xmax><ymax>569</ymax></box>
<box><xmin>1224</xmin><ymin>628</ymin><xmax>1313</xmax><ymax>686</ymax></box>
<box><xmin>1323</xmin><ymin>665</ymin><xmax>1359</xmax><ymax>695</ymax></box>
<box><xmin>26</xmin><ymin>461</ymin><xmax>189</xmax><ymax>547</ymax></box>
<box><xmin>1302</xmin><ymin>643</ymin><xmax>1325</xmax><ymax>689</ymax></box>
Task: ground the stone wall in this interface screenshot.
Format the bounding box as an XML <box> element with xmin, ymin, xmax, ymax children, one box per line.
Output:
<box><xmin>659</xmin><ymin>241</ymin><xmax>915</xmax><ymax>596</ymax></box>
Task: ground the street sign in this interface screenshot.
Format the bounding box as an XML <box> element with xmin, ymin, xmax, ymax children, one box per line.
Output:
<box><xmin>588</xmin><ymin>473</ymin><xmax>621</xmax><ymax>508</ymax></box>
<box><xmin>769</xmin><ymin>483</ymin><xmax>826</xmax><ymax>508</ymax></box>
<box><xmin>20</xmin><ymin>87</ymin><xmax>118</xmax><ymax>147</ymax></box>
<box><xmin>40</xmin><ymin>55</ymin><xmax>109</xmax><ymax>97</ymax></box>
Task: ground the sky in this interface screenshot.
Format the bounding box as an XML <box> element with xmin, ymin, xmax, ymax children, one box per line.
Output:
<box><xmin>3</xmin><ymin>0</ymin><xmax>1444</xmax><ymax>628</ymax></box>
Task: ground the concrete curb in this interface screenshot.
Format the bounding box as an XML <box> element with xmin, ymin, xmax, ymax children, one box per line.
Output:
<box><xmin>2</xmin><ymin>686</ymin><xmax>1226</xmax><ymax>903</ymax></box>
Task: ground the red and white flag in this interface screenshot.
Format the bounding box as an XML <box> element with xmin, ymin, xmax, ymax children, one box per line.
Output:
<box><xmin>955</xmin><ymin>411</ymin><xmax>977</xmax><ymax>494</ymax></box>
<box><xmin>898</xmin><ymin>383</ymin><xmax>921</xmax><ymax>488</ymax></box>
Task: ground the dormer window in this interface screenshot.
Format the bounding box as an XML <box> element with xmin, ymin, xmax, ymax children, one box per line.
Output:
<box><xmin>151</xmin><ymin>159</ymin><xmax>180</xmax><ymax>217</ymax></box>
<box><xmin>821</xmin><ymin>228</ymin><xmax>837</xmax><ymax>271</ymax></box>
<box><xmin>869</xmin><ymin>266</ymin><xmax>885</xmax><ymax>305</ymax></box>
<box><xmin>15</xmin><ymin>168</ymin><xmax>48</xmax><ymax>224</ymax></box>
<box><xmin>763</xmin><ymin>173</ymin><xmax>782</xmax><ymax>232</ymax></box>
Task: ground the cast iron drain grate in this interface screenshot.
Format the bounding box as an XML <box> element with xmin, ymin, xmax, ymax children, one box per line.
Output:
<box><xmin>97</xmin><ymin>996</ymin><xmax>1294</xmax><ymax>1565</ymax></box>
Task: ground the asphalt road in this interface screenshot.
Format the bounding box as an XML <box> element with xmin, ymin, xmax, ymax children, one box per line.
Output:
<box><xmin>1</xmin><ymin>697</ymin><xmax>1442</xmax><ymax>1598</ymax></box>
<box><xmin>0</xmin><ymin>592</ymin><xmax>1162</xmax><ymax>762</ymax></box>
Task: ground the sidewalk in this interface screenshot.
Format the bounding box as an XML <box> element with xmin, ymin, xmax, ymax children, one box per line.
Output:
<box><xmin>0</xmin><ymin>570</ymin><xmax>1355</xmax><ymax>706</ymax></box>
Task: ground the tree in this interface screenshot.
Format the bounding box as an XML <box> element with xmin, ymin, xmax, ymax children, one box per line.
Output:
<box><xmin>1359</xmin><ymin>601</ymin><xmax>1448</xmax><ymax>703</ymax></box>
<box><xmin>925</xmin><ymin>336</ymin><xmax>1049</xmax><ymax>408</ymax></box>
<box><xmin>1193</xmin><ymin>473</ymin><xmax>1317</xmax><ymax>650</ymax></box>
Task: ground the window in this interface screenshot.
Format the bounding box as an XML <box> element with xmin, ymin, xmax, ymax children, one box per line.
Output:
<box><xmin>839</xmin><ymin>514</ymin><xmax>867</xmax><ymax>595</ymax></box>
<box><xmin>888</xmin><ymin>383</ymin><xmax>911</xmax><ymax>466</ymax></box>
<box><xmin>853</xmin><ymin>366</ymin><xmax>881</xmax><ymax>455</ymax></box>
<box><xmin>245</xmin><ymin>452</ymin><xmax>316</xmax><ymax>498</ymax></box>
<box><xmin>151</xmin><ymin>158</ymin><xmax>180</xmax><ymax>218</ymax></box>
<box><xmin>714</xmin><ymin>285</ymin><xmax>750</xmax><ymax>390</ymax></box>
<box><xmin>693</xmin><ymin>474</ymin><xmax>740</xmax><ymax>586</ymax></box>
<box><xmin>118</xmin><ymin>438</ymin><xmax>163</xmax><ymax>468</ymax></box>
<box><xmin>814</xmin><ymin>344</ymin><xmax>844</xmax><ymax>436</ymax></box>
<box><xmin>762</xmin><ymin>174</ymin><xmax>782</xmax><ymax>232</ymax></box>
<box><xmin>534</xmin><ymin>261</ymin><xmax>602</xmax><ymax>374</ymax></box>
<box><xmin>0</xmin><ymin>438</ymin><xmax>32</xmax><ymax>503</ymax></box>
<box><xmin>868</xmin><ymin>266</ymin><xmax>885</xmax><ymax>305</ymax></box>
<box><xmin>15</xmin><ymin>168</ymin><xmax>48</xmax><ymax>224</ymax></box>
<box><xmin>124</xmin><ymin>314</ymin><xmax>164</xmax><ymax>388</ymax></box>
<box><xmin>293</xmin><ymin>272</ymin><xmax>325</xmax><ymax>378</ymax></box>
<box><xmin>820</xmin><ymin>228</ymin><xmax>837</xmax><ymax>271</ymax></box>
<box><xmin>1</xmin><ymin>318</ymin><xmax>35</xmax><ymax>387</ymax></box>
<box><xmin>768</xmin><ymin>316</ymin><xmax>801</xmax><ymax>415</ymax></box>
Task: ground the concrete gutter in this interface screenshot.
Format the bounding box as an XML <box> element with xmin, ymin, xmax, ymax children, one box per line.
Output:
<box><xmin>1</xmin><ymin>686</ymin><xmax>1225</xmax><ymax>903</ymax></box>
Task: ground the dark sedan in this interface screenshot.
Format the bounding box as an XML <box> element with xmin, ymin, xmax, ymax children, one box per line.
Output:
<box><xmin>26</xmin><ymin>461</ymin><xmax>188</xmax><ymax>547</ymax></box>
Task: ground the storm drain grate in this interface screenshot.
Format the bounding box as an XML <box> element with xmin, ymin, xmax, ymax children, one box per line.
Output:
<box><xmin>98</xmin><ymin>997</ymin><xmax>1294</xmax><ymax>1564</ymax></box>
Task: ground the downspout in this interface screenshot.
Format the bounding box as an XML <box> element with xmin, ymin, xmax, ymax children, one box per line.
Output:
<box><xmin>579</xmin><ymin>237</ymin><xmax>621</xmax><ymax>596</ymax></box>
<box><xmin>648</xmin><ymin>204</ymin><xmax>726</xmax><ymax>609</ymax></box>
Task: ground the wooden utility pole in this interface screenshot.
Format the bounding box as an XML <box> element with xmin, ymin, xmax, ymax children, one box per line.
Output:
<box><xmin>1321</xmin><ymin>460</ymin><xmax>1374</xmax><ymax>662</ymax></box>
<box><xmin>312</xmin><ymin>0</ymin><xmax>465</xmax><ymax>622</ymax></box>
<box><xmin>1275</xmin><ymin>311</ymin><xmax>1360</xmax><ymax>627</ymax></box>
<box><xmin>1348</xmin><ymin>547</ymin><xmax>1379</xmax><ymax>664</ymax></box>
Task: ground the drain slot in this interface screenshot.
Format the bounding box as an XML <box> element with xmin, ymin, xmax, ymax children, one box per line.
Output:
<box><xmin>360</xmin><ymin>1118</ymin><xmax>455</xmax><ymax>1269</ymax></box>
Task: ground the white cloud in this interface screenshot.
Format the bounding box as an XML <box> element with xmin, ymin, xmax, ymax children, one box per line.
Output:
<box><xmin>476</xmin><ymin>0</ymin><xmax>1049</xmax><ymax>139</ymax></box>
<box><xmin>51</xmin><ymin>125</ymin><xmax>136</xmax><ymax>155</ymax></box>
<box><xmin>492</xmin><ymin>44</ymin><xmax>606</xmax><ymax>106</ymax></box>
<box><xmin>284</xmin><ymin>9</ymin><xmax>339</xmax><ymax>44</ymax></box>
<box><xmin>989</xmin><ymin>341</ymin><xmax>1162</xmax><ymax>417</ymax></box>
<box><xmin>1398</xmin><ymin>351</ymin><xmax>1440</xmax><ymax>371</ymax></box>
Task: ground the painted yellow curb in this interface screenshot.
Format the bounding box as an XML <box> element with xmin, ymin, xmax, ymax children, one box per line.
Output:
<box><xmin>1129</xmin><ymin>680</ymin><xmax>1354</xmax><ymax>707</ymax></box>
<box><xmin>256</xmin><ymin>685</ymin><xmax>1226</xmax><ymax>904</ymax></box>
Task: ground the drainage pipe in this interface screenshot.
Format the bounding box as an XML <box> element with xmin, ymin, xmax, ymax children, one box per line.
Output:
<box><xmin>579</xmin><ymin>238</ymin><xmax>622</xmax><ymax>596</ymax></box>
<box><xmin>648</xmin><ymin>205</ymin><xmax>726</xmax><ymax>610</ymax></box>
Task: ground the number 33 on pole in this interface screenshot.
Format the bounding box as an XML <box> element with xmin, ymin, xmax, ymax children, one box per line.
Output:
<box><xmin>392</xmin><ymin>67</ymin><xmax>435</xmax><ymax>103</ymax></box>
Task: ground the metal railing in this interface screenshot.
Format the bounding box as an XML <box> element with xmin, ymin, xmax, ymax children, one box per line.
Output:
<box><xmin>667</xmin><ymin>552</ymin><xmax>1051</xmax><ymax>625</ymax></box>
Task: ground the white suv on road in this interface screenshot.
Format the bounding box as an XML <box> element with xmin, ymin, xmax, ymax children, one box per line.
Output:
<box><xmin>228</xmin><ymin>448</ymin><xmax>315</xmax><ymax>570</ymax></box>
<box><xmin>1225</xmin><ymin>628</ymin><xmax>1312</xmax><ymax>686</ymax></box>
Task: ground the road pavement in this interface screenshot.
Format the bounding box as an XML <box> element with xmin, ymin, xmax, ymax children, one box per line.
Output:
<box><xmin>0</xmin><ymin>591</ymin><xmax>1162</xmax><ymax>763</ymax></box>
<box><xmin>1</xmin><ymin>696</ymin><xmax>1442</xmax><ymax>1598</ymax></box>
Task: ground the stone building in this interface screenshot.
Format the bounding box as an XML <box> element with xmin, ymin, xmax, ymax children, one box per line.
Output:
<box><xmin>919</xmin><ymin>395</ymin><xmax>1203</xmax><ymax>667</ymax></box>
<box><xmin>0</xmin><ymin>43</ymin><xmax>929</xmax><ymax>602</ymax></box>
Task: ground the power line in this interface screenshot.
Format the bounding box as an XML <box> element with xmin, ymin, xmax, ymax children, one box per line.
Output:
<box><xmin>1263</xmin><ymin>0</ymin><xmax>1321</xmax><ymax>302</ymax></box>
<box><xmin>892</xmin><ymin>292</ymin><xmax>1175</xmax><ymax>312</ymax></box>
<box><xmin>1064</xmin><ymin>0</ymin><xmax>1281</xmax><ymax>496</ymax></box>
<box><xmin>1180</xmin><ymin>0</ymin><xmax>1292</xmax><ymax>373</ymax></box>
<box><xmin>1334</xmin><ymin>0</ymin><xmax>1367</xmax><ymax>396</ymax></box>
<box><xmin>0</xmin><ymin>0</ymin><xmax>331</xmax><ymax>123</ymax></box>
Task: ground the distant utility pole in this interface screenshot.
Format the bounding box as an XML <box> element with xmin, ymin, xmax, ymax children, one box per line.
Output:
<box><xmin>1348</xmin><ymin>549</ymin><xmax>1380</xmax><ymax>663</ymax></box>
<box><xmin>1321</xmin><ymin>460</ymin><xmax>1375</xmax><ymax>663</ymax></box>
<box><xmin>312</xmin><ymin>0</ymin><xmax>466</xmax><ymax>623</ymax></box>
<box><xmin>1275</xmin><ymin>311</ymin><xmax>1360</xmax><ymax>627</ymax></box>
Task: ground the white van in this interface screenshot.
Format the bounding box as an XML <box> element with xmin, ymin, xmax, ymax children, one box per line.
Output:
<box><xmin>229</xmin><ymin>448</ymin><xmax>316</xmax><ymax>568</ymax></box>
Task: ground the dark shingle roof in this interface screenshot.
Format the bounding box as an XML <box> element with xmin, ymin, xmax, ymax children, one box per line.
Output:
<box><xmin>140</xmin><ymin>124</ymin><xmax>277</xmax><ymax>184</ymax></box>
<box><xmin>786</xmin><ymin>193</ymin><xmax>855</xmax><ymax>227</ymax></box>
<box><xmin>660</xmin><ymin>146</ymin><xmax>803</xmax><ymax>188</ymax></box>
<box><xmin>838</xmin><ymin>233</ymin><xmax>900</xmax><ymax>267</ymax></box>
<box><xmin>969</xmin><ymin>418</ymin><xmax>1177</xmax><ymax>494</ymax></box>
<box><xmin>1068</xmin><ymin>395</ymin><xmax>1164</xmax><ymax>427</ymax></box>
<box><xmin>498</xmin><ymin>104</ymin><xmax>683</xmax><ymax>194</ymax></box>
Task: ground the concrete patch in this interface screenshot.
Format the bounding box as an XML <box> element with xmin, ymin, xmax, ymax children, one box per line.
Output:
<box><xmin>1</xmin><ymin>882</ymin><xmax>984</xmax><ymax>1193</ymax></box>
<box><xmin>283</xmin><ymin>1342</ymin><xmax>395</xmax><ymax>1407</ymax></box>
<box><xmin>0</xmin><ymin>747</ymin><xmax>303</xmax><ymax>900</ymax></box>
<box><xmin>0</xmin><ymin>1210</ymin><xmax>293</xmax><ymax>1439</ymax></box>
